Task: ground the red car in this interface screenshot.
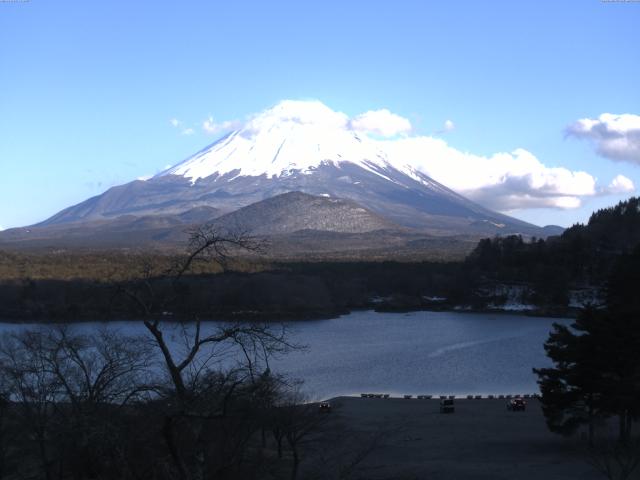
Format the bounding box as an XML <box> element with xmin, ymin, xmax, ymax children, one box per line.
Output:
<box><xmin>507</xmin><ymin>398</ymin><xmax>526</xmax><ymax>411</ymax></box>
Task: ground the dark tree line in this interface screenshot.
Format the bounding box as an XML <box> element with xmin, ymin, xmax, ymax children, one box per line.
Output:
<box><xmin>468</xmin><ymin>197</ymin><xmax>640</xmax><ymax>287</ymax></box>
<box><xmin>460</xmin><ymin>197</ymin><xmax>640</xmax><ymax>313</ymax></box>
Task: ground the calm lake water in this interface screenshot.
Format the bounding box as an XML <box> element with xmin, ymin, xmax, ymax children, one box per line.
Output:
<box><xmin>0</xmin><ymin>310</ymin><xmax>569</xmax><ymax>400</ymax></box>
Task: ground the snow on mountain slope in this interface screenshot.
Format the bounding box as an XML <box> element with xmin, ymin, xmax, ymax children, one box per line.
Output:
<box><xmin>24</xmin><ymin>100</ymin><xmax>552</xmax><ymax>238</ymax></box>
<box><xmin>160</xmin><ymin>100</ymin><xmax>422</xmax><ymax>187</ymax></box>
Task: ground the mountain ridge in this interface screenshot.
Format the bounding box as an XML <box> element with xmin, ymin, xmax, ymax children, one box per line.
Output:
<box><xmin>3</xmin><ymin>100</ymin><xmax>564</xmax><ymax>252</ymax></box>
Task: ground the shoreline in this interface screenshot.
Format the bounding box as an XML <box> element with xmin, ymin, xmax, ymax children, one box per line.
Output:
<box><xmin>0</xmin><ymin>304</ymin><xmax>575</xmax><ymax>324</ymax></box>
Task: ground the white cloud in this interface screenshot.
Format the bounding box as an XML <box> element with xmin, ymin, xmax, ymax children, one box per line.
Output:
<box><xmin>240</xmin><ymin>100</ymin><xmax>348</xmax><ymax>138</ymax></box>
<box><xmin>0</xmin><ymin>225</ymin><xmax>4</xmax><ymax>232</ymax></box>
<box><xmin>202</xmin><ymin>116</ymin><xmax>241</xmax><ymax>135</ymax></box>
<box><xmin>605</xmin><ymin>174</ymin><xmax>635</xmax><ymax>194</ymax></box>
<box><xmin>349</xmin><ymin>109</ymin><xmax>412</xmax><ymax>137</ymax></box>
<box><xmin>566</xmin><ymin>113</ymin><xmax>640</xmax><ymax>163</ymax></box>
<box><xmin>381</xmin><ymin>137</ymin><xmax>598</xmax><ymax>210</ymax></box>
<box><xmin>434</xmin><ymin>119</ymin><xmax>455</xmax><ymax>135</ymax></box>
<box><xmin>175</xmin><ymin>100</ymin><xmax>632</xmax><ymax>211</ymax></box>
<box><xmin>170</xmin><ymin>118</ymin><xmax>196</xmax><ymax>136</ymax></box>
<box><xmin>137</xmin><ymin>175</ymin><xmax>152</xmax><ymax>181</ymax></box>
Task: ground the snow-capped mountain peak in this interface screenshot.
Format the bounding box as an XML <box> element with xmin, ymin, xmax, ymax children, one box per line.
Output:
<box><xmin>159</xmin><ymin>100</ymin><xmax>401</xmax><ymax>184</ymax></box>
<box><xmin>28</xmin><ymin>99</ymin><xmax>544</xmax><ymax>238</ymax></box>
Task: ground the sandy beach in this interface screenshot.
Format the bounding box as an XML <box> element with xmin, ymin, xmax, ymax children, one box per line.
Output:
<box><xmin>326</xmin><ymin>396</ymin><xmax>602</xmax><ymax>480</ymax></box>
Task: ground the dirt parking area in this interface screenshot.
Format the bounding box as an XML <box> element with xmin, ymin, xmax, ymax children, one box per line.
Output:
<box><xmin>325</xmin><ymin>396</ymin><xmax>602</xmax><ymax>480</ymax></box>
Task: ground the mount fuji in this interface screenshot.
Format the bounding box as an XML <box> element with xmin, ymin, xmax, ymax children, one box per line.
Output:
<box><xmin>1</xmin><ymin>100</ymin><xmax>561</xmax><ymax>252</ymax></box>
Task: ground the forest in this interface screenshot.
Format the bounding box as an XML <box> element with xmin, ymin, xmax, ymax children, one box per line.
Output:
<box><xmin>1</xmin><ymin>197</ymin><xmax>640</xmax><ymax>322</ymax></box>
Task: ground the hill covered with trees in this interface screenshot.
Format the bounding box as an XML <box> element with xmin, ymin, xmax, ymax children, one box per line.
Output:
<box><xmin>461</xmin><ymin>197</ymin><xmax>640</xmax><ymax>311</ymax></box>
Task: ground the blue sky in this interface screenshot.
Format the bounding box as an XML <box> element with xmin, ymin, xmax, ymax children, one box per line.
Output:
<box><xmin>1</xmin><ymin>0</ymin><xmax>639</xmax><ymax>229</ymax></box>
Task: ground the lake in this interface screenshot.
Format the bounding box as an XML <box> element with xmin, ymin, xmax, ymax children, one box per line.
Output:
<box><xmin>0</xmin><ymin>310</ymin><xmax>569</xmax><ymax>400</ymax></box>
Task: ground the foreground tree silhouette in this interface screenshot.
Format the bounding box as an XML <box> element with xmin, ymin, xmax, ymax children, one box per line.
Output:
<box><xmin>533</xmin><ymin>306</ymin><xmax>607</xmax><ymax>446</ymax></box>
<box><xmin>600</xmin><ymin>248</ymin><xmax>640</xmax><ymax>444</ymax></box>
<box><xmin>534</xmin><ymin>248</ymin><xmax>640</xmax><ymax>446</ymax></box>
<box><xmin>0</xmin><ymin>327</ymin><xmax>153</xmax><ymax>479</ymax></box>
<box><xmin>118</xmin><ymin>224</ymin><xmax>300</xmax><ymax>480</ymax></box>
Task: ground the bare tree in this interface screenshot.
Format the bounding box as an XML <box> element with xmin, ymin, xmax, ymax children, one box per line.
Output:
<box><xmin>40</xmin><ymin>327</ymin><xmax>153</xmax><ymax>405</ymax></box>
<box><xmin>0</xmin><ymin>330</ymin><xmax>64</xmax><ymax>480</ymax></box>
<box><xmin>114</xmin><ymin>224</ymin><xmax>287</xmax><ymax>396</ymax></box>
<box><xmin>268</xmin><ymin>385</ymin><xmax>331</xmax><ymax>480</ymax></box>
<box><xmin>0</xmin><ymin>373</ymin><xmax>12</xmax><ymax>479</ymax></box>
<box><xmin>0</xmin><ymin>327</ymin><xmax>154</xmax><ymax>480</ymax></box>
<box><xmin>115</xmin><ymin>224</ymin><xmax>301</xmax><ymax>480</ymax></box>
<box><xmin>170</xmin><ymin>224</ymin><xmax>267</xmax><ymax>282</ymax></box>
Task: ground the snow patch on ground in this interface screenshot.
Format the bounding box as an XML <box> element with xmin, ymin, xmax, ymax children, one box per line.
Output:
<box><xmin>482</xmin><ymin>284</ymin><xmax>537</xmax><ymax>311</ymax></box>
<box><xmin>568</xmin><ymin>287</ymin><xmax>604</xmax><ymax>308</ymax></box>
<box><xmin>489</xmin><ymin>302</ymin><xmax>537</xmax><ymax>311</ymax></box>
<box><xmin>422</xmin><ymin>296</ymin><xmax>447</xmax><ymax>302</ymax></box>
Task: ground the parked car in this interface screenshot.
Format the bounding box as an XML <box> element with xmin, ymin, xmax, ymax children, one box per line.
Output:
<box><xmin>440</xmin><ymin>398</ymin><xmax>455</xmax><ymax>413</ymax></box>
<box><xmin>318</xmin><ymin>402</ymin><xmax>332</xmax><ymax>413</ymax></box>
<box><xmin>507</xmin><ymin>398</ymin><xmax>526</xmax><ymax>411</ymax></box>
